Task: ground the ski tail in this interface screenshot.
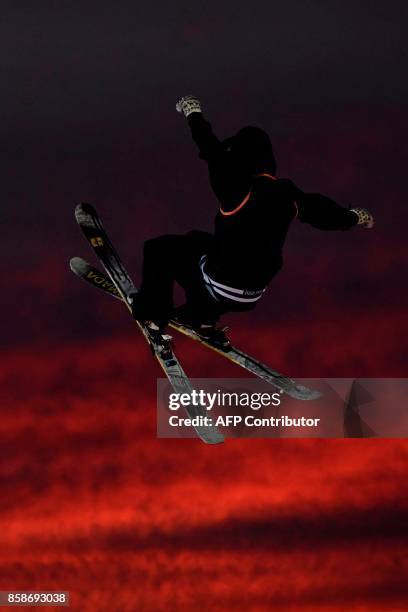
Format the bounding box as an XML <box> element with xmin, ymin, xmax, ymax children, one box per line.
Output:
<box><xmin>75</xmin><ymin>202</ymin><xmax>136</xmax><ymax>305</ymax></box>
<box><xmin>70</xmin><ymin>257</ymin><xmax>122</xmax><ymax>300</ymax></box>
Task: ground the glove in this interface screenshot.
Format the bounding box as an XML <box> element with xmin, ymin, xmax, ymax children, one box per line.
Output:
<box><xmin>350</xmin><ymin>207</ymin><xmax>374</xmax><ymax>229</ymax></box>
<box><xmin>176</xmin><ymin>95</ymin><xmax>202</xmax><ymax>117</ymax></box>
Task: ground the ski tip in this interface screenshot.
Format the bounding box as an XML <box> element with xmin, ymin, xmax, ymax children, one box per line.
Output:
<box><xmin>200</xmin><ymin>430</ymin><xmax>225</xmax><ymax>444</ymax></box>
<box><xmin>208</xmin><ymin>434</ymin><xmax>225</xmax><ymax>444</ymax></box>
<box><xmin>75</xmin><ymin>202</ymin><xmax>97</xmax><ymax>223</ymax></box>
<box><xmin>69</xmin><ymin>256</ymin><xmax>91</xmax><ymax>275</ymax></box>
<box><xmin>294</xmin><ymin>387</ymin><xmax>324</xmax><ymax>401</ymax></box>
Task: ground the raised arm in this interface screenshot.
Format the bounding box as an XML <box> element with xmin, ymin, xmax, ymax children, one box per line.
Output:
<box><xmin>176</xmin><ymin>95</ymin><xmax>223</xmax><ymax>161</ymax></box>
<box><xmin>176</xmin><ymin>95</ymin><xmax>252</xmax><ymax>209</ymax></box>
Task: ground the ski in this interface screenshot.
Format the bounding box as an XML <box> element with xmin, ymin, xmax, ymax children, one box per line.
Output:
<box><xmin>73</xmin><ymin>203</ymin><xmax>224</xmax><ymax>445</ymax></box>
<box><xmin>70</xmin><ymin>256</ymin><xmax>322</xmax><ymax>401</ymax></box>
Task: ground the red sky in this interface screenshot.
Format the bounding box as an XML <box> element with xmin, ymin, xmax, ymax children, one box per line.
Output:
<box><xmin>1</xmin><ymin>325</ymin><xmax>407</xmax><ymax>610</ymax></box>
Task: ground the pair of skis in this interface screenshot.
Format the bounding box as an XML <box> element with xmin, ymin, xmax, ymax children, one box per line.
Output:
<box><xmin>71</xmin><ymin>203</ymin><xmax>321</xmax><ymax>445</ymax></box>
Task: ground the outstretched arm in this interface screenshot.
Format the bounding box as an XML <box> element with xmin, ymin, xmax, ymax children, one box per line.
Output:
<box><xmin>290</xmin><ymin>184</ymin><xmax>374</xmax><ymax>230</ymax></box>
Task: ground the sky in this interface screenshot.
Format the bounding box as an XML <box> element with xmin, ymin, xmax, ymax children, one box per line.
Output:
<box><xmin>1</xmin><ymin>1</ymin><xmax>407</xmax><ymax>610</ymax></box>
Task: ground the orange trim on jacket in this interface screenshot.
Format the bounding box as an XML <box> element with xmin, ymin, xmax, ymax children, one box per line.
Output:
<box><xmin>219</xmin><ymin>173</ymin><xmax>277</xmax><ymax>216</ymax></box>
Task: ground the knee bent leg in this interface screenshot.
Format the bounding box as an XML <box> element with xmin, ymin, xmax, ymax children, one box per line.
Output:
<box><xmin>143</xmin><ymin>235</ymin><xmax>179</xmax><ymax>258</ymax></box>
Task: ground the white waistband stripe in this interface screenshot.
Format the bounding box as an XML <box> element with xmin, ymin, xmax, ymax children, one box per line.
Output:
<box><xmin>199</xmin><ymin>256</ymin><xmax>266</xmax><ymax>304</ymax></box>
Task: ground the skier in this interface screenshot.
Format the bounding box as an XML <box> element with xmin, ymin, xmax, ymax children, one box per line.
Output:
<box><xmin>130</xmin><ymin>96</ymin><xmax>374</xmax><ymax>348</ymax></box>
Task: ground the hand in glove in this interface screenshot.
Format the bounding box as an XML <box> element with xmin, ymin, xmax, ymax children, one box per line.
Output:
<box><xmin>350</xmin><ymin>207</ymin><xmax>375</xmax><ymax>228</ymax></box>
<box><xmin>176</xmin><ymin>95</ymin><xmax>202</xmax><ymax>117</ymax></box>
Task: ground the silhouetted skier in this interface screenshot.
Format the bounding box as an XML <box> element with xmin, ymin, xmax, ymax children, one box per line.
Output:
<box><xmin>131</xmin><ymin>96</ymin><xmax>374</xmax><ymax>348</ymax></box>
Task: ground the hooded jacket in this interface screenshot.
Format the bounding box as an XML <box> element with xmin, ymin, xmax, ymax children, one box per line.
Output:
<box><xmin>188</xmin><ymin>113</ymin><xmax>358</xmax><ymax>289</ymax></box>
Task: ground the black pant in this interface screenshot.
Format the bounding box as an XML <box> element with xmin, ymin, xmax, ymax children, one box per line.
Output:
<box><xmin>133</xmin><ymin>231</ymin><xmax>254</xmax><ymax>327</ymax></box>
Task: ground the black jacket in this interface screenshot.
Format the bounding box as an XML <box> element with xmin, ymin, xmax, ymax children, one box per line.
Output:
<box><xmin>188</xmin><ymin>113</ymin><xmax>358</xmax><ymax>288</ymax></box>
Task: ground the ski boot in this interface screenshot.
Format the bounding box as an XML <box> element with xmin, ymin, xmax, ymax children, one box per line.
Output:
<box><xmin>128</xmin><ymin>295</ymin><xmax>174</xmax><ymax>359</ymax></box>
<box><xmin>171</xmin><ymin>307</ymin><xmax>231</xmax><ymax>351</ymax></box>
<box><xmin>194</xmin><ymin>324</ymin><xmax>231</xmax><ymax>351</ymax></box>
<box><xmin>144</xmin><ymin>321</ymin><xmax>174</xmax><ymax>360</ymax></box>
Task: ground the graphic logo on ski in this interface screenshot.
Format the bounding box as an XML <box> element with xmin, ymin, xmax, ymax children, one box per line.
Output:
<box><xmin>90</xmin><ymin>236</ymin><xmax>104</xmax><ymax>247</ymax></box>
<box><xmin>86</xmin><ymin>270</ymin><xmax>121</xmax><ymax>296</ymax></box>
